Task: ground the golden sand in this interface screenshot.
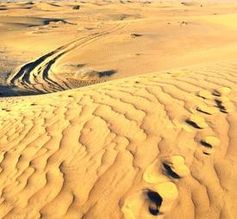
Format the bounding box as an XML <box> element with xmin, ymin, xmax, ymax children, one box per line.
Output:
<box><xmin>0</xmin><ymin>1</ymin><xmax>237</xmax><ymax>219</ymax></box>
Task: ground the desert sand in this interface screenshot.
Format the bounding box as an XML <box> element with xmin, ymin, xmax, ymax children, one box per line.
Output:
<box><xmin>0</xmin><ymin>1</ymin><xmax>237</xmax><ymax>219</ymax></box>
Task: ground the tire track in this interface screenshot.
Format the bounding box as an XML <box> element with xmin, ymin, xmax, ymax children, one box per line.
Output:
<box><xmin>8</xmin><ymin>23</ymin><xmax>127</xmax><ymax>94</ymax></box>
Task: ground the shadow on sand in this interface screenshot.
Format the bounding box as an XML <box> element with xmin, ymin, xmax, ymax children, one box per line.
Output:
<box><xmin>0</xmin><ymin>85</ymin><xmax>38</xmax><ymax>97</ymax></box>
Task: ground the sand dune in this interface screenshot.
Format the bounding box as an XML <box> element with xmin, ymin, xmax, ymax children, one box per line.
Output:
<box><xmin>1</xmin><ymin>62</ymin><xmax>237</xmax><ymax>218</ymax></box>
<box><xmin>0</xmin><ymin>1</ymin><xmax>237</xmax><ymax>219</ymax></box>
<box><xmin>2</xmin><ymin>0</ymin><xmax>237</xmax><ymax>96</ymax></box>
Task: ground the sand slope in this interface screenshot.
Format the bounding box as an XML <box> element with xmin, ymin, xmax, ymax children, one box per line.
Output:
<box><xmin>0</xmin><ymin>61</ymin><xmax>237</xmax><ymax>219</ymax></box>
<box><xmin>2</xmin><ymin>0</ymin><xmax>237</xmax><ymax>96</ymax></box>
<box><xmin>1</xmin><ymin>1</ymin><xmax>237</xmax><ymax>219</ymax></box>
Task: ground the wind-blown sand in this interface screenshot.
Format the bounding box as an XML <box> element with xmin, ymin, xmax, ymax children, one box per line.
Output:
<box><xmin>0</xmin><ymin>1</ymin><xmax>237</xmax><ymax>219</ymax></box>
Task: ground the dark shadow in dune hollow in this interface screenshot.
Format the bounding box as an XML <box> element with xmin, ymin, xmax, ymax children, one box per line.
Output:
<box><xmin>0</xmin><ymin>85</ymin><xmax>38</xmax><ymax>97</ymax></box>
<box><xmin>146</xmin><ymin>190</ymin><xmax>163</xmax><ymax>216</ymax></box>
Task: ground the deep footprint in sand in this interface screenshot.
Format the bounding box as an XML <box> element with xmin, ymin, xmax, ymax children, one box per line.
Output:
<box><xmin>143</xmin><ymin>160</ymin><xmax>168</xmax><ymax>184</ymax></box>
<box><xmin>215</xmin><ymin>97</ymin><xmax>234</xmax><ymax>113</ymax></box>
<box><xmin>212</xmin><ymin>87</ymin><xmax>234</xmax><ymax>113</ymax></box>
<box><xmin>201</xmin><ymin>136</ymin><xmax>220</xmax><ymax>148</ymax></box>
<box><xmin>197</xmin><ymin>87</ymin><xmax>233</xmax><ymax>114</ymax></box>
<box><xmin>122</xmin><ymin>190</ymin><xmax>161</xmax><ymax>219</ymax></box>
<box><xmin>201</xmin><ymin>136</ymin><xmax>220</xmax><ymax>147</ymax></box>
<box><xmin>151</xmin><ymin>182</ymin><xmax>179</xmax><ymax>213</ymax></box>
<box><xmin>200</xmin><ymin>136</ymin><xmax>219</xmax><ymax>155</ymax></box>
<box><xmin>146</xmin><ymin>190</ymin><xmax>163</xmax><ymax>216</ymax></box>
<box><xmin>196</xmin><ymin>104</ymin><xmax>219</xmax><ymax>115</ymax></box>
<box><xmin>186</xmin><ymin>114</ymin><xmax>208</xmax><ymax>129</ymax></box>
<box><xmin>162</xmin><ymin>155</ymin><xmax>190</xmax><ymax>178</ymax></box>
<box><xmin>215</xmin><ymin>99</ymin><xmax>228</xmax><ymax>113</ymax></box>
<box><xmin>122</xmin><ymin>182</ymin><xmax>178</xmax><ymax>219</ymax></box>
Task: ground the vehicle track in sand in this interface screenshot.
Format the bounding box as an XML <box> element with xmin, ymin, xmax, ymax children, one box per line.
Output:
<box><xmin>8</xmin><ymin>23</ymin><xmax>128</xmax><ymax>95</ymax></box>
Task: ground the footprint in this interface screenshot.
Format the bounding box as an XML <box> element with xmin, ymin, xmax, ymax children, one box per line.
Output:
<box><xmin>214</xmin><ymin>99</ymin><xmax>228</xmax><ymax>113</ymax></box>
<box><xmin>196</xmin><ymin>104</ymin><xmax>218</xmax><ymax>115</ymax></box>
<box><xmin>146</xmin><ymin>190</ymin><xmax>163</xmax><ymax>216</ymax></box>
<box><xmin>215</xmin><ymin>96</ymin><xmax>234</xmax><ymax>113</ymax></box>
<box><xmin>200</xmin><ymin>136</ymin><xmax>220</xmax><ymax>148</ymax></box>
<box><xmin>122</xmin><ymin>189</ymin><xmax>160</xmax><ymax>219</ymax></box>
<box><xmin>152</xmin><ymin>182</ymin><xmax>179</xmax><ymax>213</ymax></box>
<box><xmin>199</xmin><ymin>136</ymin><xmax>219</xmax><ymax>155</ymax></box>
<box><xmin>162</xmin><ymin>155</ymin><xmax>190</xmax><ymax>178</ymax></box>
<box><xmin>212</xmin><ymin>87</ymin><xmax>231</xmax><ymax>97</ymax></box>
<box><xmin>122</xmin><ymin>182</ymin><xmax>178</xmax><ymax>219</ymax></box>
<box><xmin>143</xmin><ymin>160</ymin><xmax>168</xmax><ymax>184</ymax></box>
<box><xmin>197</xmin><ymin>88</ymin><xmax>233</xmax><ymax>114</ymax></box>
<box><xmin>186</xmin><ymin>114</ymin><xmax>208</xmax><ymax>129</ymax></box>
<box><xmin>162</xmin><ymin>163</ymin><xmax>180</xmax><ymax>179</ymax></box>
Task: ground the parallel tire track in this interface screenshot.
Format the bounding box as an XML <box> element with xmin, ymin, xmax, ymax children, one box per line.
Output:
<box><xmin>8</xmin><ymin>23</ymin><xmax>127</xmax><ymax>94</ymax></box>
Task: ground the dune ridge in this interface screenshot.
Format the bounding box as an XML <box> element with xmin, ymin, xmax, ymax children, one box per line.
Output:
<box><xmin>0</xmin><ymin>61</ymin><xmax>237</xmax><ymax>218</ymax></box>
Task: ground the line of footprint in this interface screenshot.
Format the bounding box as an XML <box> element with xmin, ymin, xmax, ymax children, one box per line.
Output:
<box><xmin>197</xmin><ymin>86</ymin><xmax>233</xmax><ymax>114</ymax></box>
<box><xmin>186</xmin><ymin>86</ymin><xmax>232</xmax><ymax>155</ymax></box>
<box><xmin>121</xmin><ymin>87</ymin><xmax>233</xmax><ymax>219</ymax></box>
<box><xmin>122</xmin><ymin>155</ymin><xmax>189</xmax><ymax>218</ymax></box>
